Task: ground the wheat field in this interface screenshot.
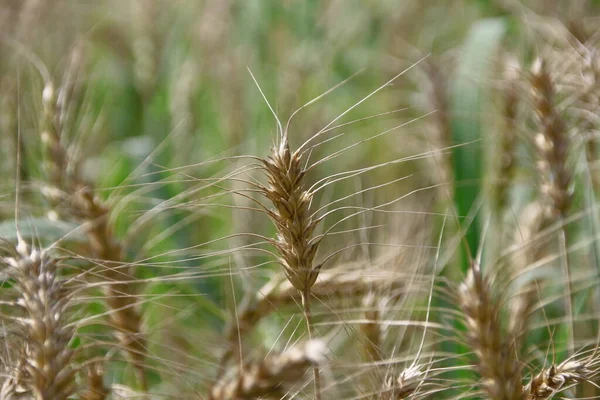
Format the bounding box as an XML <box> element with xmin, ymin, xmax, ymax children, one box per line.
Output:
<box><xmin>1</xmin><ymin>1</ymin><xmax>600</xmax><ymax>399</ymax></box>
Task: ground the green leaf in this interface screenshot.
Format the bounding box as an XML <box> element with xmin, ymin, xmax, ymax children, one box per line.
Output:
<box><xmin>0</xmin><ymin>218</ymin><xmax>85</xmax><ymax>243</ymax></box>
<box><xmin>451</xmin><ymin>18</ymin><xmax>506</xmax><ymax>272</ymax></box>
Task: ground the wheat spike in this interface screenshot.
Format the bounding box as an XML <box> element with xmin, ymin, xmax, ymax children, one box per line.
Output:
<box><xmin>79</xmin><ymin>363</ymin><xmax>109</xmax><ymax>400</ymax></box>
<box><xmin>524</xmin><ymin>358</ymin><xmax>593</xmax><ymax>399</ymax></box>
<box><xmin>261</xmin><ymin>135</ymin><xmax>322</xmax><ymax>293</ymax></box>
<box><xmin>39</xmin><ymin>79</ymin><xmax>148</xmax><ymax>389</ymax></box>
<box><xmin>494</xmin><ymin>55</ymin><xmax>521</xmax><ymax>216</ymax></box>
<box><xmin>210</xmin><ymin>340</ymin><xmax>327</xmax><ymax>400</ymax></box>
<box><xmin>530</xmin><ymin>58</ymin><xmax>573</xmax><ymax>219</ymax></box>
<box><xmin>377</xmin><ymin>365</ymin><xmax>423</xmax><ymax>400</ymax></box>
<box><xmin>2</xmin><ymin>241</ymin><xmax>75</xmax><ymax>400</ymax></box>
<box><xmin>258</xmin><ymin>131</ymin><xmax>325</xmax><ymax>398</ymax></box>
<box><xmin>459</xmin><ymin>261</ymin><xmax>524</xmax><ymax>400</ymax></box>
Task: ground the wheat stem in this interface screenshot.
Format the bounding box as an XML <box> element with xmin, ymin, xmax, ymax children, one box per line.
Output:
<box><xmin>301</xmin><ymin>289</ymin><xmax>322</xmax><ymax>400</ymax></box>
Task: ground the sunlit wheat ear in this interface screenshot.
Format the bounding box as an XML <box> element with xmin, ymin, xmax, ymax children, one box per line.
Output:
<box><xmin>40</xmin><ymin>82</ymin><xmax>67</xmax><ymax>201</ymax></box>
<box><xmin>2</xmin><ymin>240</ymin><xmax>75</xmax><ymax>400</ymax></box>
<box><xmin>39</xmin><ymin>80</ymin><xmax>147</xmax><ymax>389</ymax></box>
<box><xmin>458</xmin><ymin>261</ymin><xmax>523</xmax><ymax>400</ymax></box>
<box><xmin>259</xmin><ymin>130</ymin><xmax>323</xmax><ymax>397</ymax></box>
<box><xmin>523</xmin><ymin>357</ymin><xmax>596</xmax><ymax>399</ymax></box>
<box><xmin>210</xmin><ymin>339</ymin><xmax>327</xmax><ymax>400</ymax></box>
<box><xmin>261</xmin><ymin>134</ymin><xmax>322</xmax><ymax>294</ymax></box>
<box><xmin>378</xmin><ymin>365</ymin><xmax>423</xmax><ymax>400</ymax></box>
<box><xmin>1</xmin><ymin>353</ymin><xmax>30</xmax><ymax>399</ymax></box>
<box><xmin>79</xmin><ymin>363</ymin><xmax>109</xmax><ymax>400</ymax></box>
<box><xmin>529</xmin><ymin>58</ymin><xmax>573</xmax><ymax>219</ymax></box>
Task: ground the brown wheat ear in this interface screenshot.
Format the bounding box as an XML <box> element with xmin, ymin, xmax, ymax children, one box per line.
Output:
<box><xmin>2</xmin><ymin>240</ymin><xmax>75</xmax><ymax>400</ymax></box>
<box><xmin>210</xmin><ymin>339</ymin><xmax>327</xmax><ymax>400</ymax></box>
<box><xmin>79</xmin><ymin>362</ymin><xmax>109</xmax><ymax>400</ymax></box>
<box><xmin>378</xmin><ymin>365</ymin><xmax>423</xmax><ymax>400</ymax></box>
<box><xmin>524</xmin><ymin>358</ymin><xmax>594</xmax><ymax>399</ymax></box>
<box><xmin>529</xmin><ymin>57</ymin><xmax>575</xmax><ymax>354</ymax></box>
<box><xmin>494</xmin><ymin>55</ymin><xmax>521</xmax><ymax>217</ymax></box>
<box><xmin>458</xmin><ymin>261</ymin><xmax>523</xmax><ymax>400</ymax></box>
<box><xmin>261</xmin><ymin>134</ymin><xmax>322</xmax><ymax>294</ymax></box>
<box><xmin>529</xmin><ymin>58</ymin><xmax>573</xmax><ymax>219</ymax></box>
<box><xmin>258</xmin><ymin>133</ymin><xmax>324</xmax><ymax>397</ymax></box>
<box><xmin>39</xmin><ymin>80</ymin><xmax>148</xmax><ymax>390</ymax></box>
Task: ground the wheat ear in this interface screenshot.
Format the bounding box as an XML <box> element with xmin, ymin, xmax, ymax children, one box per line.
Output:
<box><xmin>422</xmin><ymin>58</ymin><xmax>453</xmax><ymax>199</ymax></box>
<box><xmin>259</xmin><ymin>133</ymin><xmax>324</xmax><ymax>398</ymax></box>
<box><xmin>459</xmin><ymin>261</ymin><xmax>523</xmax><ymax>400</ymax></box>
<box><xmin>524</xmin><ymin>358</ymin><xmax>594</xmax><ymax>399</ymax></box>
<box><xmin>1</xmin><ymin>354</ymin><xmax>30</xmax><ymax>399</ymax></box>
<box><xmin>529</xmin><ymin>57</ymin><xmax>575</xmax><ymax>355</ymax></box>
<box><xmin>530</xmin><ymin>58</ymin><xmax>573</xmax><ymax>219</ymax></box>
<box><xmin>361</xmin><ymin>291</ymin><xmax>383</xmax><ymax>363</ymax></box>
<box><xmin>210</xmin><ymin>340</ymin><xmax>327</xmax><ymax>400</ymax></box>
<box><xmin>79</xmin><ymin>362</ymin><xmax>109</xmax><ymax>400</ymax></box>
<box><xmin>2</xmin><ymin>240</ymin><xmax>75</xmax><ymax>400</ymax></box>
<box><xmin>494</xmin><ymin>55</ymin><xmax>521</xmax><ymax>217</ymax></box>
<box><xmin>39</xmin><ymin>81</ymin><xmax>147</xmax><ymax>389</ymax></box>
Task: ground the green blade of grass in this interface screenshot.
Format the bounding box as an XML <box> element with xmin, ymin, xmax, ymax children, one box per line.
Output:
<box><xmin>451</xmin><ymin>18</ymin><xmax>506</xmax><ymax>272</ymax></box>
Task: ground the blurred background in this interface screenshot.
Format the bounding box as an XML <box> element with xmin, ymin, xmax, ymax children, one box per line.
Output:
<box><xmin>2</xmin><ymin>0</ymin><xmax>600</xmax><ymax>397</ymax></box>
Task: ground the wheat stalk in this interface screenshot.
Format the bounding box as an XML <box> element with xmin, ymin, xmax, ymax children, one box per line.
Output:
<box><xmin>226</xmin><ymin>266</ymin><xmax>407</xmax><ymax>347</ymax></box>
<box><xmin>362</xmin><ymin>291</ymin><xmax>383</xmax><ymax>363</ymax></box>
